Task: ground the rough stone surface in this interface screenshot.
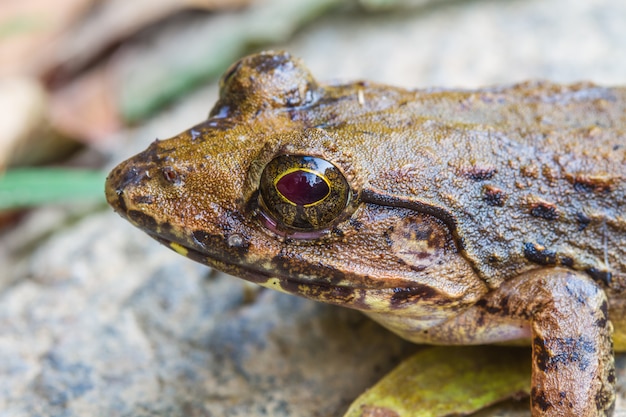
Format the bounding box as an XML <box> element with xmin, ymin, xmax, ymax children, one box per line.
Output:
<box><xmin>1</xmin><ymin>212</ymin><xmax>417</xmax><ymax>416</ymax></box>
<box><xmin>2</xmin><ymin>0</ymin><xmax>626</xmax><ymax>416</ymax></box>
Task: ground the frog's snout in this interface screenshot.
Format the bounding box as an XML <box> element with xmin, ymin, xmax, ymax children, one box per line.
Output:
<box><xmin>105</xmin><ymin>159</ymin><xmax>149</xmax><ymax>217</ymax></box>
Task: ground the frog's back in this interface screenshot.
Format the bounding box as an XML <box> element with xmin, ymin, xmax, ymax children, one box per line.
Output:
<box><xmin>323</xmin><ymin>81</ymin><xmax>626</xmax><ymax>293</ymax></box>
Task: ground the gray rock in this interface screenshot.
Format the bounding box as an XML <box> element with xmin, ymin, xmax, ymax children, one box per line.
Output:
<box><xmin>0</xmin><ymin>212</ymin><xmax>415</xmax><ymax>417</ymax></box>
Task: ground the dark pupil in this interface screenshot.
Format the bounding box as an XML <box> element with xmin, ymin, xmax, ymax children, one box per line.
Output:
<box><xmin>276</xmin><ymin>170</ymin><xmax>329</xmax><ymax>206</ymax></box>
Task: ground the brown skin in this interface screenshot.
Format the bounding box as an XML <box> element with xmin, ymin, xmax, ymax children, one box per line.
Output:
<box><xmin>106</xmin><ymin>51</ymin><xmax>626</xmax><ymax>416</ymax></box>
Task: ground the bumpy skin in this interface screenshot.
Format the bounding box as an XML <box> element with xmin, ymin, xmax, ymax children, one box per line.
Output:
<box><xmin>106</xmin><ymin>51</ymin><xmax>626</xmax><ymax>416</ymax></box>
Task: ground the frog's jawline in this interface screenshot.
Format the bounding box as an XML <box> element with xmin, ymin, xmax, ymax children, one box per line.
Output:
<box><xmin>151</xmin><ymin>234</ymin><xmax>346</xmax><ymax>290</ymax></box>
<box><xmin>151</xmin><ymin>234</ymin><xmax>420</xmax><ymax>301</ymax></box>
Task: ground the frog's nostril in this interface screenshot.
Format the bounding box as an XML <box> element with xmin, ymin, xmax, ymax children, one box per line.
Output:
<box><xmin>105</xmin><ymin>163</ymin><xmax>150</xmax><ymax>214</ymax></box>
<box><xmin>161</xmin><ymin>166</ymin><xmax>182</xmax><ymax>185</ymax></box>
<box><xmin>115</xmin><ymin>166</ymin><xmax>145</xmax><ymax>192</ymax></box>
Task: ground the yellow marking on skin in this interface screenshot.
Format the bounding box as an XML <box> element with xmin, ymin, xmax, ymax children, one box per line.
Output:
<box><xmin>260</xmin><ymin>277</ymin><xmax>291</xmax><ymax>294</ymax></box>
<box><xmin>169</xmin><ymin>242</ymin><xmax>188</xmax><ymax>257</ymax></box>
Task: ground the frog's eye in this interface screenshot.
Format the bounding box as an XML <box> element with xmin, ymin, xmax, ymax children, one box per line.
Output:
<box><xmin>259</xmin><ymin>155</ymin><xmax>350</xmax><ymax>231</ymax></box>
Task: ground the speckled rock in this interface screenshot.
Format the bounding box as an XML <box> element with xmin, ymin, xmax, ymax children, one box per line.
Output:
<box><xmin>0</xmin><ymin>211</ymin><xmax>416</xmax><ymax>416</ymax></box>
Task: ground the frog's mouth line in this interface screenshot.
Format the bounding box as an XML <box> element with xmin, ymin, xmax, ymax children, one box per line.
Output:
<box><xmin>151</xmin><ymin>234</ymin><xmax>345</xmax><ymax>289</ymax></box>
<box><xmin>149</xmin><ymin>234</ymin><xmax>426</xmax><ymax>310</ymax></box>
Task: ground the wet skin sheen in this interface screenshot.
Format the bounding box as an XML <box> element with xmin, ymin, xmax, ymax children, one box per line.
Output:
<box><xmin>106</xmin><ymin>51</ymin><xmax>626</xmax><ymax>417</ymax></box>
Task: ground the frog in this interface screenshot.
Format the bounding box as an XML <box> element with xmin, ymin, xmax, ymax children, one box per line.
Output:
<box><xmin>105</xmin><ymin>51</ymin><xmax>626</xmax><ymax>417</ymax></box>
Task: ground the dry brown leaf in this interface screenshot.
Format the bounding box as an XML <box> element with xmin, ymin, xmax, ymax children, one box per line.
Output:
<box><xmin>0</xmin><ymin>0</ymin><xmax>97</xmax><ymax>77</ymax></box>
<box><xmin>31</xmin><ymin>0</ymin><xmax>255</xmax><ymax>82</ymax></box>
<box><xmin>49</xmin><ymin>66</ymin><xmax>121</xmax><ymax>144</ymax></box>
<box><xmin>0</xmin><ymin>77</ymin><xmax>79</xmax><ymax>168</ymax></box>
<box><xmin>0</xmin><ymin>77</ymin><xmax>47</xmax><ymax>169</ymax></box>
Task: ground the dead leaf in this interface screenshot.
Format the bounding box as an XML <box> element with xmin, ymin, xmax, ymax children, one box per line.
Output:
<box><xmin>49</xmin><ymin>66</ymin><xmax>121</xmax><ymax>144</ymax></box>
<box><xmin>34</xmin><ymin>0</ymin><xmax>254</xmax><ymax>83</ymax></box>
<box><xmin>0</xmin><ymin>76</ymin><xmax>79</xmax><ymax>168</ymax></box>
<box><xmin>344</xmin><ymin>346</ymin><xmax>531</xmax><ymax>417</ymax></box>
<box><xmin>0</xmin><ymin>0</ymin><xmax>96</xmax><ymax>77</ymax></box>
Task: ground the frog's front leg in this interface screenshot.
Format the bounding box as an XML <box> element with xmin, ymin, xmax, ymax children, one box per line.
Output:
<box><xmin>475</xmin><ymin>268</ymin><xmax>615</xmax><ymax>416</ymax></box>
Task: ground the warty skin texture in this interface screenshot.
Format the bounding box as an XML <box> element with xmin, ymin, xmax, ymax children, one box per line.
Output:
<box><xmin>106</xmin><ymin>51</ymin><xmax>625</xmax><ymax>416</ymax></box>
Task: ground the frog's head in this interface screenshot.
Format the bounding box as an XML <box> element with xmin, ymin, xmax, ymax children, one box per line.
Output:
<box><xmin>106</xmin><ymin>51</ymin><xmax>487</xmax><ymax>340</ymax></box>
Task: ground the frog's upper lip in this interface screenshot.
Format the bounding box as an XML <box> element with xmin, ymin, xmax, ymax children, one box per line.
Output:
<box><xmin>150</xmin><ymin>234</ymin><xmax>375</xmax><ymax>292</ymax></box>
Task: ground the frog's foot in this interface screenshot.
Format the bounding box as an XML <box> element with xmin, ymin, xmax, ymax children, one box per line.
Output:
<box><xmin>479</xmin><ymin>268</ymin><xmax>615</xmax><ymax>417</ymax></box>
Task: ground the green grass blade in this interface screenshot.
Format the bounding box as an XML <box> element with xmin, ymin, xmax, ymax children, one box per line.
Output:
<box><xmin>0</xmin><ymin>169</ymin><xmax>107</xmax><ymax>210</ymax></box>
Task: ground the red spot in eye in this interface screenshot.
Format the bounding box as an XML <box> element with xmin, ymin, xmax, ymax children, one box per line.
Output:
<box><xmin>276</xmin><ymin>170</ymin><xmax>329</xmax><ymax>206</ymax></box>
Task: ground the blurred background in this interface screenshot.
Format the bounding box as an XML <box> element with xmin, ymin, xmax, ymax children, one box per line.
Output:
<box><xmin>0</xmin><ymin>0</ymin><xmax>625</xmax><ymax>416</ymax></box>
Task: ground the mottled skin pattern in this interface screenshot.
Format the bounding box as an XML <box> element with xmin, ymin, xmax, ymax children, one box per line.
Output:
<box><xmin>105</xmin><ymin>51</ymin><xmax>626</xmax><ymax>416</ymax></box>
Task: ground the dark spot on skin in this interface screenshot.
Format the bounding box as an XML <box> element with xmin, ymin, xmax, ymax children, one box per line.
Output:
<box><xmin>482</xmin><ymin>185</ymin><xmax>507</xmax><ymax>207</ymax></box>
<box><xmin>586</xmin><ymin>267</ymin><xmax>612</xmax><ymax>285</ymax></box>
<box><xmin>567</xmin><ymin>174</ymin><xmax>615</xmax><ymax>193</ymax></box>
<box><xmin>475</xmin><ymin>299</ymin><xmax>487</xmax><ymax>308</ymax></box>
<box><xmin>600</xmin><ymin>300</ymin><xmax>609</xmax><ymax>321</ymax></box>
<box><xmin>456</xmin><ymin>236</ymin><xmax>465</xmax><ymax>252</ymax></box>
<box><xmin>556</xmin><ymin>392</ymin><xmax>574</xmax><ymax>408</ymax></box>
<box><xmin>128</xmin><ymin>210</ymin><xmax>157</xmax><ymax>230</ymax></box>
<box><xmin>608</xmin><ymin>369</ymin><xmax>616</xmax><ymax>383</ymax></box>
<box><xmin>159</xmin><ymin>221</ymin><xmax>174</xmax><ymax>236</ymax></box>
<box><xmin>534</xmin><ymin>337</ymin><xmax>551</xmax><ymax>372</ymax></box>
<box><xmin>534</xmin><ymin>336</ymin><xmax>595</xmax><ymax>372</ymax></box>
<box><xmin>184</xmin><ymin>243</ymin><xmax>213</xmax><ymax>265</ymax></box>
<box><xmin>595</xmin><ymin>389</ymin><xmax>614</xmax><ymax>412</ymax></box>
<box><xmin>332</xmin><ymin>227</ymin><xmax>344</xmax><ymax>238</ymax></box>
<box><xmin>190</xmin><ymin>230</ymin><xmax>252</xmax><ymax>262</ymax></box>
<box><xmin>383</xmin><ymin>228</ymin><xmax>394</xmax><ymax>247</ymax></box>
<box><xmin>133</xmin><ymin>195</ymin><xmax>154</xmax><ymax>205</ymax></box>
<box><xmin>532</xmin><ymin>387</ymin><xmax>552</xmax><ymax>412</ymax></box>
<box><xmin>524</xmin><ymin>242</ymin><xmax>557</xmax><ymax>265</ymax></box>
<box><xmin>559</xmin><ymin>256</ymin><xmax>574</xmax><ymax>268</ymax></box>
<box><xmin>529</xmin><ymin>201</ymin><xmax>559</xmax><ymax>220</ymax></box>
<box><xmin>349</xmin><ymin>218</ymin><xmax>364</xmax><ymax>231</ymax></box>
<box><xmin>192</xmin><ymin>230</ymin><xmax>222</xmax><ymax>251</ymax></box>
<box><xmin>474</xmin><ymin>297</ymin><xmax>531</xmax><ymax>319</ymax></box>
<box><xmin>564</xmin><ymin>279</ymin><xmax>589</xmax><ymax>305</ymax></box>
<box><xmin>595</xmin><ymin>317</ymin><xmax>608</xmax><ymax>329</ymax></box>
<box><xmin>280</xmin><ymin>279</ymin><xmax>356</xmax><ymax>305</ymax></box>
<box><xmin>462</xmin><ymin>166</ymin><xmax>496</xmax><ymax>181</ymax></box>
<box><xmin>488</xmin><ymin>255</ymin><xmax>499</xmax><ymax>264</ymax></box>
<box><xmin>576</xmin><ymin>212</ymin><xmax>591</xmax><ymax>231</ymax></box>
<box><xmin>475</xmin><ymin>312</ymin><xmax>485</xmax><ymax>327</ymax></box>
<box><xmin>331</xmin><ymin>286</ymin><xmax>355</xmax><ymax>301</ymax></box>
<box><xmin>390</xmin><ymin>286</ymin><xmax>437</xmax><ymax>307</ymax></box>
